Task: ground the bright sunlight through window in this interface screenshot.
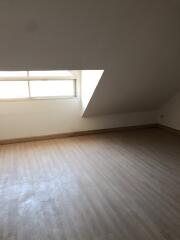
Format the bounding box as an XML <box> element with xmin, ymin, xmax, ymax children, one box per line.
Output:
<box><xmin>29</xmin><ymin>70</ymin><xmax>73</xmax><ymax>78</ymax></box>
<box><xmin>0</xmin><ymin>71</ymin><xmax>76</xmax><ymax>100</ymax></box>
<box><xmin>0</xmin><ymin>81</ymin><xmax>29</xmax><ymax>99</ymax></box>
<box><xmin>30</xmin><ymin>80</ymin><xmax>75</xmax><ymax>98</ymax></box>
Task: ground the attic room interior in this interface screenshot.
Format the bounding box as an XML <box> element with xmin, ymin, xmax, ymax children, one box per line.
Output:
<box><xmin>0</xmin><ymin>0</ymin><xmax>180</xmax><ymax>239</ymax></box>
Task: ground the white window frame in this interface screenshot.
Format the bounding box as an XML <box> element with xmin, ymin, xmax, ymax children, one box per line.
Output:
<box><xmin>0</xmin><ymin>71</ymin><xmax>77</xmax><ymax>101</ymax></box>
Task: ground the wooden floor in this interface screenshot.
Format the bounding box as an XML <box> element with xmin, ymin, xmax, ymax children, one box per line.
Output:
<box><xmin>0</xmin><ymin>128</ymin><xmax>180</xmax><ymax>240</ymax></box>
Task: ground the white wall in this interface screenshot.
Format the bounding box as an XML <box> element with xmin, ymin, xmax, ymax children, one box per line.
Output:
<box><xmin>0</xmin><ymin>0</ymin><xmax>179</xmax><ymax>117</ymax></box>
<box><xmin>158</xmin><ymin>91</ymin><xmax>180</xmax><ymax>130</ymax></box>
<box><xmin>0</xmin><ymin>97</ymin><xmax>157</xmax><ymax>140</ymax></box>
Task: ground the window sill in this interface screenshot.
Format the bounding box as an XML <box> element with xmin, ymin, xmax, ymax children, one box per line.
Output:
<box><xmin>0</xmin><ymin>96</ymin><xmax>78</xmax><ymax>102</ymax></box>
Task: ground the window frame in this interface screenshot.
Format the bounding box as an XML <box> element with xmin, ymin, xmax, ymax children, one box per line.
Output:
<box><xmin>0</xmin><ymin>72</ymin><xmax>77</xmax><ymax>101</ymax></box>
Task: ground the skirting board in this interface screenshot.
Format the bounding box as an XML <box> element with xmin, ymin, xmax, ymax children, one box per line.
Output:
<box><xmin>0</xmin><ymin>123</ymin><xmax>158</xmax><ymax>145</ymax></box>
<box><xmin>158</xmin><ymin>124</ymin><xmax>180</xmax><ymax>135</ymax></box>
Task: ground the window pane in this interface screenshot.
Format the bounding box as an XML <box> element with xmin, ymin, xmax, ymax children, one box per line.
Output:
<box><xmin>0</xmin><ymin>71</ymin><xmax>27</xmax><ymax>78</ymax></box>
<box><xmin>29</xmin><ymin>71</ymin><xmax>73</xmax><ymax>77</ymax></box>
<box><xmin>29</xmin><ymin>80</ymin><xmax>75</xmax><ymax>97</ymax></box>
<box><xmin>0</xmin><ymin>81</ymin><xmax>29</xmax><ymax>99</ymax></box>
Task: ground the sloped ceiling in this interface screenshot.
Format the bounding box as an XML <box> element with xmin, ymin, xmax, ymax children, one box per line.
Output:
<box><xmin>0</xmin><ymin>0</ymin><xmax>180</xmax><ymax>116</ymax></box>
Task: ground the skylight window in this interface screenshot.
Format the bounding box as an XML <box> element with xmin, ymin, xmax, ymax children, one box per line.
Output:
<box><xmin>29</xmin><ymin>70</ymin><xmax>73</xmax><ymax>78</ymax></box>
<box><xmin>0</xmin><ymin>71</ymin><xmax>27</xmax><ymax>78</ymax></box>
<box><xmin>30</xmin><ymin>80</ymin><xmax>75</xmax><ymax>98</ymax></box>
<box><xmin>0</xmin><ymin>71</ymin><xmax>76</xmax><ymax>100</ymax></box>
<box><xmin>0</xmin><ymin>81</ymin><xmax>29</xmax><ymax>99</ymax></box>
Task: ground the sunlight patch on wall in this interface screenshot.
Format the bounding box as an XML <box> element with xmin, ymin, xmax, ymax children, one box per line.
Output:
<box><xmin>81</xmin><ymin>70</ymin><xmax>104</xmax><ymax>114</ymax></box>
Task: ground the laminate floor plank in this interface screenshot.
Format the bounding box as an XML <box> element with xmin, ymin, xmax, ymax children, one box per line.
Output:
<box><xmin>0</xmin><ymin>128</ymin><xmax>180</xmax><ymax>240</ymax></box>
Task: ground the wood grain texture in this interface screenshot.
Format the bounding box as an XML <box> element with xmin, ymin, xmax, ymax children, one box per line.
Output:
<box><xmin>0</xmin><ymin>128</ymin><xmax>180</xmax><ymax>240</ymax></box>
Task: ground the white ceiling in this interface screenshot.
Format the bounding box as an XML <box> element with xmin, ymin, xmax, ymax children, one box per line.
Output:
<box><xmin>0</xmin><ymin>0</ymin><xmax>180</xmax><ymax>116</ymax></box>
